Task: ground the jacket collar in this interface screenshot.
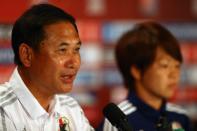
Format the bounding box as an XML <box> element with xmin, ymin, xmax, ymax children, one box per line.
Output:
<box><xmin>128</xmin><ymin>92</ymin><xmax>166</xmax><ymax>123</ymax></box>
<box><xmin>9</xmin><ymin>67</ymin><xmax>47</xmax><ymax>119</ymax></box>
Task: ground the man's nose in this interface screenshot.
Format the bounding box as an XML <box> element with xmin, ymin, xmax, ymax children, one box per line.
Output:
<box><xmin>65</xmin><ymin>55</ymin><xmax>80</xmax><ymax>69</ymax></box>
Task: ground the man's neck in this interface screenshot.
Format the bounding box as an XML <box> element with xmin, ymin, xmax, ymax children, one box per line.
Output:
<box><xmin>27</xmin><ymin>84</ymin><xmax>53</xmax><ymax>111</ymax></box>
<box><xmin>18</xmin><ymin>67</ymin><xmax>53</xmax><ymax>112</ymax></box>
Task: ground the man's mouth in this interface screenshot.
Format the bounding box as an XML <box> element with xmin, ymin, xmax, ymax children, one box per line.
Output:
<box><xmin>60</xmin><ymin>74</ymin><xmax>75</xmax><ymax>84</ymax></box>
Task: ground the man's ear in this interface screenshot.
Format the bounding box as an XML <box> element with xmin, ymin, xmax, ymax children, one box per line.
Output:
<box><xmin>19</xmin><ymin>43</ymin><xmax>33</xmax><ymax>67</ymax></box>
<box><xmin>130</xmin><ymin>66</ymin><xmax>141</xmax><ymax>80</ymax></box>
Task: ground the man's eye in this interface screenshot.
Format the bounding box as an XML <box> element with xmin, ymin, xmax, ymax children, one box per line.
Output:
<box><xmin>175</xmin><ymin>64</ymin><xmax>181</xmax><ymax>69</ymax></box>
<box><xmin>58</xmin><ymin>48</ymin><xmax>67</xmax><ymax>53</ymax></box>
<box><xmin>60</xmin><ymin>48</ymin><xmax>66</xmax><ymax>51</ymax></box>
<box><xmin>75</xmin><ymin>47</ymin><xmax>80</xmax><ymax>52</ymax></box>
<box><xmin>159</xmin><ymin>63</ymin><xmax>168</xmax><ymax>68</ymax></box>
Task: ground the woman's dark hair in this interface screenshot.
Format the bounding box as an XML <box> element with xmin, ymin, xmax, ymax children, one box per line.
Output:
<box><xmin>115</xmin><ymin>21</ymin><xmax>183</xmax><ymax>91</ymax></box>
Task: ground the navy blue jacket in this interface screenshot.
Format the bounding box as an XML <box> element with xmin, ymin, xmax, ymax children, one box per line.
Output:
<box><xmin>98</xmin><ymin>92</ymin><xmax>192</xmax><ymax>131</ymax></box>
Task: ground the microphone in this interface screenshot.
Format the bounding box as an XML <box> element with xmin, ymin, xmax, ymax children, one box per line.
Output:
<box><xmin>103</xmin><ymin>103</ymin><xmax>133</xmax><ymax>131</ymax></box>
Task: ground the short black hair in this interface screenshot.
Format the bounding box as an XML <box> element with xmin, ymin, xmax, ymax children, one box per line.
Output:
<box><xmin>115</xmin><ymin>21</ymin><xmax>183</xmax><ymax>91</ymax></box>
<box><xmin>12</xmin><ymin>4</ymin><xmax>78</xmax><ymax>66</ymax></box>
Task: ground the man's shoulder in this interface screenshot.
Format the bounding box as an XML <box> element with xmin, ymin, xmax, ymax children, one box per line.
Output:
<box><xmin>0</xmin><ymin>82</ymin><xmax>11</xmax><ymax>92</ymax></box>
<box><xmin>56</xmin><ymin>94</ymin><xmax>80</xmax><ymax>109</ymax></box>
<box><xmin>117</xmin><ymin>100</ymin><xmax>137</xmax><ymax>115</ymax></box>
<box><xmin>0</xmin><ymin>83</ymin><xmax>17</xmax><ymax>107</ymax></box>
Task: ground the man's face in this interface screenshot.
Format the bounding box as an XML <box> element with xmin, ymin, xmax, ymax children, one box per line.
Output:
<box><xmin>137</xmin><ymin>47</ymin><xmax>181</xmax><ymax>100</ymax></box>
<box><xmin>30</xmin><ymin>21</ymin><xmax>81</xmax><ymax>94</ymax></box>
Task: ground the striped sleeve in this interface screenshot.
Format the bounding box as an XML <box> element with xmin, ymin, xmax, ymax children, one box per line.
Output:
<box><xmin>0</xmin><ymin>84</ymin><xmax>18</xmax><ymax>131</ymax></box>
<box><xmin>0</xmin><ymin>83</ymin><xmax>17</xmax><ymax>108</ymax></box>
<box><xmin>166</xmin><ymin>103</ymin><xmax>187</xmax><ymax>115</ymax></box>
<box><xmin>118</xmin><ymin>100</ymin><xmax>136</xmax><ymax>115</ymax></box>
<box><xmin>0</xmin><ymin>108</ymin><xmax>7</xmax><ymax>131</ymax></box>
<box><xmin>0</xmin><ymin>107</ymin><xmax>17</xmax><ymax>131</ymax></box>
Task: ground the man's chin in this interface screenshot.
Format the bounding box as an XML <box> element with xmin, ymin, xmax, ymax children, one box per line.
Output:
<box><xmin>61</xmin><ymin>85</ymin><xmax>73</xmax><ymax>93</ymax></box>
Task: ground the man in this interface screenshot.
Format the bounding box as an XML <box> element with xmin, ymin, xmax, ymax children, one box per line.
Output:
<box><xmin>0</xmin><ymin>4</ymin><xmax>94</xmax><ymax>131</ymax></box>
<box><xmin>101</xmin><ymin>21</ymin><xmax>192</xmax><ymax>131</ymax></box>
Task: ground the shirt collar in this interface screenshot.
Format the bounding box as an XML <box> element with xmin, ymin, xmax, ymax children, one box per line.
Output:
<box><xmin>48</xmin><ymin>95</ymin><xmax>64</xmax><ymax>116</ymax></box>
<box><xmin>128</xmin><ymin>92</ymin><xmax>166</xmax><ymax>122</ymax></box>
<box><xmin>9</xmin><ymin>67</ymin><xmax>47</xmax><ymax>119</ymax></box>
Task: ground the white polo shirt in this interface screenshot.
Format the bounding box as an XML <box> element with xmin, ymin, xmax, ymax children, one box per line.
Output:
<box><xmin>0</xmin><ymin>68</ymin><xmax>94</xmax><ymax>131</ymax></box>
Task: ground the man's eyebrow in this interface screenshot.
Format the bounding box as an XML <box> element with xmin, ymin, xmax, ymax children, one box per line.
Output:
<box><xmin>59</xmin><ymin>41</ymin><xmax>82</xmax><ymax>46</ymax></box>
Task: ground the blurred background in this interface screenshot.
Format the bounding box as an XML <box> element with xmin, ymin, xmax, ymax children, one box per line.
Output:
<box><xmin>0</xmin><ymin>0</ymin><xmax>197</xmax><ymax>130</ymax></box>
